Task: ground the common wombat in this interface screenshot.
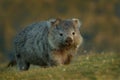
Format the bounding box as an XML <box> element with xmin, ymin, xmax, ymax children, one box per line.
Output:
<box><xmin>14</xmin><ymin>18</ymin><xmax>83</xmax><ymax>70</ymax></box>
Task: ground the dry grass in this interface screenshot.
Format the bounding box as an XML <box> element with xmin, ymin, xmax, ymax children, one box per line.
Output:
<box><xmin>0</xmin><ymin>52</ymin><xmax>120</xmax><ymax>80</ymax></box>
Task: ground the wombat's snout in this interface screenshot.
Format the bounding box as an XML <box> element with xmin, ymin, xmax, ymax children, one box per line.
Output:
<box><xmin>65</xmin><ymin>37</ymin><xmax>73</xmax><ymax>45</ymax></box>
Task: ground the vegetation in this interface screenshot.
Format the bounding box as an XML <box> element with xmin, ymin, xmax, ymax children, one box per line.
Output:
<box><xmin>0</xmin><ymin>52</ymin><xmax>120</xmax><ymax>80</ymax></box>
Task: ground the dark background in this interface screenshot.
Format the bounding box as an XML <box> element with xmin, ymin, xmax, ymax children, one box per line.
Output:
<box><xmin>0</xmin><ymin>0</ymin><xmax>120</xmax><ymax>60</ymax></box>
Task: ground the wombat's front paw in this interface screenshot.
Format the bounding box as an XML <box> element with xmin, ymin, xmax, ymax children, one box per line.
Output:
<box><xmin>18</xmin><ymin>63</ymin><xmax>30</xmax><ymax>71</ymax></box>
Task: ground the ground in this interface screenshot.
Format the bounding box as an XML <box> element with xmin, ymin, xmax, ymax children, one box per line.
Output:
<box><xmin>0</xmin><ymin>52</ymin><xmax>120</xmax><ymax>80</ymax></box>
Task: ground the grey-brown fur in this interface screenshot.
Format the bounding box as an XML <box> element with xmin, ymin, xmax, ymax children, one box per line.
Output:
<box><xmin>14</xmin><ymin>18</ymin><xmax>83</xmax><ymax>70</ymax></box>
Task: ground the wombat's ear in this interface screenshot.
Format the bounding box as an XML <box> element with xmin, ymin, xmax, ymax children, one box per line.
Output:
<box><xmin>72</xmin><ymin>18</ymin><xmax>81</xmax><ymax>28</ymax></box>
<box><xmin>49</xmin><ymin>18</ymin><xmax>62</xmax><ymax>27</ymax></box>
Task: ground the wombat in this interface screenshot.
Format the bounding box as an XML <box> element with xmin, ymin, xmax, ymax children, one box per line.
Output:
<box><xmin>14</xmin><ymin>18</ymin><xmax>83</xmax><ymax>70</ymax></box>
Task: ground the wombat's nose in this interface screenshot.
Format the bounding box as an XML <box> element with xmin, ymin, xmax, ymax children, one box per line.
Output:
<box><xmin>65</xmin><ymin>37</ymin><xmax>73</xmax><ymax>44</ymax></box>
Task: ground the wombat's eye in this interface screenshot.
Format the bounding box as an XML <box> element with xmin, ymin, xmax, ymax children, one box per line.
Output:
<box><xmin>72</xmin><ymin>32</ymin><xmax>75</xmax><ymax>35</ymax></box>
<box><xmin>60</xmin><ymin>33</ymin><xmax>63</xmax><ymax>36</ymax></box>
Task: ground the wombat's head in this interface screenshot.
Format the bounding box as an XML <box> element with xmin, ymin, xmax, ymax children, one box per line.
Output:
<box><xmin>48</xmin><ymin>18</ymin><xmax>83</xmax><ymax>50</ymax></box>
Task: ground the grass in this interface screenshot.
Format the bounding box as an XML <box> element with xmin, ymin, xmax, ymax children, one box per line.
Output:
<box><xmin>0</xmin><ymin>52</ymin><xmax>120</xmax><ymax>80</ymax></box>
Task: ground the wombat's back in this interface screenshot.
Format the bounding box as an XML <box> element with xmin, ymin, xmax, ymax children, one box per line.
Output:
<box><xmin>14</xmin><ymin>21</ymin><xmax>51</xmax><ymax>65</ymax></box>
<box><xmin>14</xmin><ymin>21</ymin><xmax>49</xmax><ymax>45</ymax></box>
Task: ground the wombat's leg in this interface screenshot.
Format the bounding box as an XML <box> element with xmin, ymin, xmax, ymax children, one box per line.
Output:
<box><xmin>64</xmin><ymin>54</ymin><xmax>73</xmax><ymax>65</ymax></box>
<box><xmin>16</xmin><ymin>54</ymin><xmax>30</xmax><ymax>71</ymax></box>
<box><xmin>7</xmin><ymin>60</ymin><xmax>16</xmax><ymax>67</ymax></box>
<box><xmin>17</xmin><ymin>60</ymin><xmax>30</xmax><ymax>71</ymax></box>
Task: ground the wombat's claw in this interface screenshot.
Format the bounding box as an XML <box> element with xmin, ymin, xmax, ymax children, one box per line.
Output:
<box><xmin>22</xmin><ymin>66</ymin><xmax>25</xmax><ymax>70</ymax></box>
<box><xmin>18</xmin><ymin>64</ymin><xmax>30</xmax><ymax>71</ymax></box>
<box><xmin>19</xmin><ymin>66</ymin><xmax>29</xmax><ymax>71</ymax></box>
